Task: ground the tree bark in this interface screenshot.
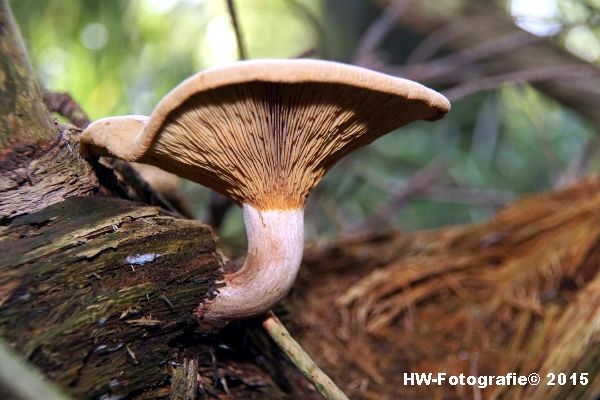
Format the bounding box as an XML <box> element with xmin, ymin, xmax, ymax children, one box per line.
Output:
<box><xmin>0</xmin><ymin>124</ymin><xmax>98</xmax><ymax>222</ymax></box>
<box><xmin>1</xmin><ymin>196</ymin><xmax>222</xmax><ymax>398</ymax></box>
<box><xmin>0</xmin><ymin>0</ymin><xmax>55</xmax><ymax>151</ymax></box>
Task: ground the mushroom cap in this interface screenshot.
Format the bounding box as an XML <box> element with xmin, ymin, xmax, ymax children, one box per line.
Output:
<box><xmin>82</xmin><ymin>59</ymin><xmax>450</xmax><ymax>209</ymax></box>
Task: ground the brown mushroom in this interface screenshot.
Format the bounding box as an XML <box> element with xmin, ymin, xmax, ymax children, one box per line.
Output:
<box><xmin>80</xmin><ymin>59</ymin><xmax>450</xmax><ymax>322</ymax></box>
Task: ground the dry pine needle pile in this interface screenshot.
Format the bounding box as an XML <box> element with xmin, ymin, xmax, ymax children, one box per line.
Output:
<box><xmin>288</xmin><ymin>179</ymin><xmax>600</xmax><ymax>399</ymax></box>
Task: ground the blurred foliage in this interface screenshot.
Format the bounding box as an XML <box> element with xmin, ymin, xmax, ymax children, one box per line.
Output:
<box><xmin>9</xmin><ymin>0</ymin><xmax>599</xmax><ymax>243</ymax></box>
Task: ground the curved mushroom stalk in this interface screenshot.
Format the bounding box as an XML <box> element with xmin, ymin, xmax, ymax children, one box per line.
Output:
<box><xmin>198</xmin><ymin>204</ymin><xmax>304</xmax><ymax>321</ymax></box>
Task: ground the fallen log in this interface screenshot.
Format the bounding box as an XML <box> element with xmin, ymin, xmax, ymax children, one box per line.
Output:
<box><xmin>1</xmin><ymin>196</ymin><xmax>222</xmax><ymax>398</ymax></box>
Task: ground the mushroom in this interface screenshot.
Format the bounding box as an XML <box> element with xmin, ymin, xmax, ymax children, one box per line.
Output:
<box><xmin>80</xmin><ymin>59</ymin><xmax>450</xmax><ymax>322</ymax></box>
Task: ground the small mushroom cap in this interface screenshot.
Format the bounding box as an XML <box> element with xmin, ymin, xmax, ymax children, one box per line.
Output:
<box><xmin>81</xmin><ymin>59</ymin><xmax>450</xmax><ymax>209</ymax></box>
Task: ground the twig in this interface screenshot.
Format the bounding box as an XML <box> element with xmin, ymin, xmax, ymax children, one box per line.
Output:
<box><xmin>353</xmin><ymin>0</ymin><xmax>412</xmax><ymax>64</ymax></box>
<box><xmin>436</xmin><ymin>32</ymin><xmax>541</xmax><ymax>68</ymax></box>
<box><xmin>42</xmin><ymin>91</ymin><xmax>91</xmax><ymax>129</ymax></box>
<box><xmin>284</xmin><ymin>0</ymin><xmax>328</xmax><ymax>57</ymax></box>
<box><xmin>442</xmin><ymin>65</ymin><xmax>595</xmax><ymax>101</ymax></box>
<box><xmin>293</xmin><ymin>48</ymin><xmax>317</xmax><ymax>59</ymax></box>
<box><xmin>405</xmin><ymin>17</ymin><xmax>471</xmax><ymax>64</ymax></box>
<box><xmin>0</xmin><ymin>340</ymin><xmax>72</xmax><ymax>400</ymax></box>
<box><xmin>225</xmin><ymin>0</ymin><xmax>246</xmax><ymax>60</ymax></box>
<box><xmin>400</xmin><ymin>32</ymin><xmax>543</xmax><ymax>82</ymax></box>
<box><xmin>354</xmin><ymin>162</ymin><xmax>447</xmax><ymax>233</ymax></box>
<box><xmin>262</xmin><ymin>311</ymin><xmax>349</xmax><ymax>400</ymax></box>
<box><xmin>404</xmin><ymin>12</ymin><xmax>504</xmax><ymax>64</ymax></box>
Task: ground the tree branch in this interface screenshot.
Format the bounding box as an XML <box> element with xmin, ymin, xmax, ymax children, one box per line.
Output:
<box><xmin>225</xmin><ymin>0</ymin><xmax>246</xmax><ymax>60</ymax></box>
<box><xmin>398</xmin><ymin>32</ymin><xmax>543</xmax><ymax>83</ymax></box>
<box><xmin>442</xmin><ymin>65</ymin><xmax>594</xmax><ymax>101</ymax></box>
<box><xmin>393</xmin><ymin>0</ymin><xmax>600</xmax><ymax>126</ymax></box>
<box><xmin>42</xmin><ymin>91</ymin><xmax>90</xmax><ymax>129</ymax></box>
<box><xmin>263</xmin><ymin>312</ymin><xmax>349</xmax><ymax>400</ymax></box>
<box><xmin>353</xmin><ymin>0</ymin><xmax>412</xmax><ymax>64</ymax></box>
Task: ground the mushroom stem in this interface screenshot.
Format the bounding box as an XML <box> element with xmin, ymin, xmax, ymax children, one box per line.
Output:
<box><xmin>199</xmin><ymin>203</ymin><xmax>304</xmax><ymax>321</ymax></box>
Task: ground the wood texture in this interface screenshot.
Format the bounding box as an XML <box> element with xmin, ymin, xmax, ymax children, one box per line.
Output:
<box><xmin>0</xmin><ymin>194</ymin><xmax>313</xmax><ymax>399</ymax></box>
<box><xmin>0</xmin><ymin>196</ymin><xmax>221</xmax><ymax>398</ymax></box>
<box><xmin>0</xmin><ymin>125</ymin><xmax>97</xmax><ymax>222</ymax></box>
<box><xmin>0</xmin><ymin>0</ymin><xmax>55</xmax><ymax>151</ymax></box>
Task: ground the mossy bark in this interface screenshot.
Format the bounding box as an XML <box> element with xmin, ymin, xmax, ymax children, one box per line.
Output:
<box><xmin>0</xmin><ymin>196</ymin><xmax>223</xmax><ymax>398</ymax></box>
<box><xmin>0</xmin><ymin>0</ymin><xmax>55</xmax><ymax>151</ymax></box>
<box><xmin>0</xmin><ymin>125</ymin><xmax>97</xmax><ymax>222</ymax></box>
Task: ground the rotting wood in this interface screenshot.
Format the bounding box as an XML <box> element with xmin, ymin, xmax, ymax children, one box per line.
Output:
<box><xmin>0</xmin><ymin>121</ymin><xmax>184</xmax><ymax>225</ymax></box>
<box><xmin>0</xmin><ymin>0</ymin><xmax>56</xmax><ymax>150</ymax></box>
<box><xmin>0</xmin><ymin>196</ymin><xmax>222</xmax><ymax>398</ymax></box>
<box><xmin>0</xmin><ymin>124</ymin><xmax>97</xmax><ymax>223</ymax></box>
<box><xmin>170</xmin><ymin>358</ymin><xmax>198</xmax><ymax>400</ymax></box>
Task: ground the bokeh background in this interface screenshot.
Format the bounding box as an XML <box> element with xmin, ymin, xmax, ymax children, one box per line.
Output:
<box><xmin>10</xmin><ymin>0</ymin><xmax>600</xmax><ymax>244</ymax></box>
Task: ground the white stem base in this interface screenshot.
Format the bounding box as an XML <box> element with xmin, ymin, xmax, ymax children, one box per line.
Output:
<box><xmin>199</xmin><ymin>204</ymin><xmax>304</xmax><ymax>321</ymax></box>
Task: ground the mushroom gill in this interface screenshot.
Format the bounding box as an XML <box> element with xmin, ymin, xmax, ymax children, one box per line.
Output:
<box><xmin>146</xmin><ymin>81</ymin><xmax>446</xmax><ymax>209</ymax></box>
